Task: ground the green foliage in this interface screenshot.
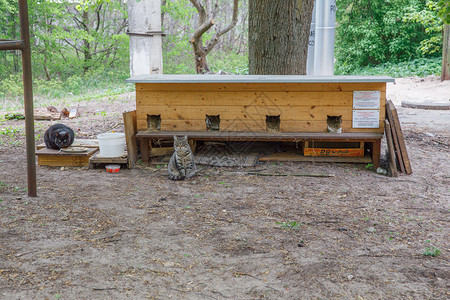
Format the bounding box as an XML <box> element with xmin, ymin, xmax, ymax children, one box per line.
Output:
<box><xmin>4</xmin><ymin>113</ymin><xmax>25</xmax><ymax>120</ymax></box>
<box><xmin>0</xmin><ymin>0</ymin><xmax>130</xmax><ymax>112</ymax></box>
<box><xmin>163</xmin><ymin>36</ymin><xmax>196</xmax><ymax>74</ymax></box>
<box><xmin>336</xmin><ymin>56</ymin><xmax>442</xmax><ymax>77</ymax></box>
<box><xmin>276</xmin><ymin>221</ymin><xmax>301</xmax><ymax>230</ymax></box>
<box><xmin>0</xmin><ymin>125</ymin><xmax>23</xmax><ymax>147</ymax></box>
<box><xmin>0</xmin><ymin>75</ymin><xmax>24</xmax><ymax>98</ymax></box>
<box><xmin>162</xmin><ymin>0</ymin><xmax>197</xmax><ymax>74</ymax></box>
<box><xmin>403</xmin><ymin>1</ymin><xmax>444</xmax><ymax>55</ymax></box>
<box><xmin>0</xmin><ymin>69</ymin><xmax>133</xmax><ymax>112</ymax></box>
<box><xmin>0</xmin><ymin>125</ymin><xmax>21</xmax><ymax>137</ymax></box>
<box><xmin>423</xmin><ymin>246</ymin><xmax>441</xmax><ymax>256</ymax></box>
<box><xmin>207</xmin><ymin>52</ymin><xmax>249</xmax><ymax>74</ymax></box>
<box><xmin>76</xmin><ymin>0</ymin><xmax>111</xmax><ymax>12</ymax></box>
<box><xmin>336</xmin><ymin>0</ymin><xmax>443</xmax><ymax>72</ymax></box>
<box><xmin>1</xmin><ymin>0</ymin><xmax>129</xmax><ymax>82</ymax></box>
<box><xmin>163</xmin><ymin>0</ymin><xmax>197</xmax><ymax>20</ymax></box>
<box><xmin>437</xmin><ymin>0</ymin><xmax>450</xmax><ymax>23</ymax></box>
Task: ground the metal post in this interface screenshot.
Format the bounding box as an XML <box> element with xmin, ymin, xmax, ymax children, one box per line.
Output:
<box><xmin>313</xmin><ymin>0</ymin><xmax>337</xmax><ymax>75</ymax></box>
<box><xmin>18</xmin><ymin>0</ymin><xmax>37</xmax><ymax>197</ymax></box>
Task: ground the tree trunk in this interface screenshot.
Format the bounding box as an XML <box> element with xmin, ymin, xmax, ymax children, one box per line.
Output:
<box><xmin>442</xmin><ymin>24</ymin><xmax>450</xmax><ymax>81</ymax></box>
<box><xmin>193</xmin><ymin>43</ymin><xmax>211</xmax><ymax>74</ymax></box>
<box><xmin>82</xmin><ymin>10</ymin><xmax>91</xmax><ymax>74</ymax></box>
<box><xmin>43</xmin><ymin>53</ymin><xmax>51</xmax><ymax>81</ymax></box>
<box><xmin>248</xmin><ymin>0</ymin><xmax>314</xmax><ymax>75</ymax></box>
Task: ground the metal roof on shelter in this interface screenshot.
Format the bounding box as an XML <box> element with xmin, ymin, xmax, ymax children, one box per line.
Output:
<box><xmin>126</xmin><ymin>75</ymin><xmax>395</xmax><ymax>84</ymax></box>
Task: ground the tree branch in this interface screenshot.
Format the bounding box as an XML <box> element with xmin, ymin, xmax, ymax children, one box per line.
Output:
<box><xmin>189</xmin><ymin>0</ymin><xmax>207</xmax><ymax>24</ymax></box>
<box><xmin>218</xmin><ymin>0</ymin><xmax>239</xmax><ymax>37</ymax></box>
<box><xmin>204</xmin><ymin>0</ymin><xmax>239</xmax><ymax>53</ymax></box>
<box><xmin>90</xmin><ymin>47</ymin><xmax>114</xmax><ymax>57</ymax></box>
<box><xmin>63</xmin><ymin>38</ymin><xmax>82</xmax><ymax>52</ymax></box>
<box><xmin>95</xmin><ymin>3</ymin><xmax>103</xmax><ymax>32</ymax></box>
<box><xmin>191</xmin><ymin>18</ymin><xmax>215</xmax><ymax>45</ymax></box>
<box><xmin>212</xmin><ymin>2</ymin><xmax>219</xmax><ymax>18</ymax></box>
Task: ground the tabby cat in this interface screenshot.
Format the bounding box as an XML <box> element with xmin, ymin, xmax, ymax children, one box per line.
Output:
<box><xmin>44</xmin><ymin>123</ymin><xmax>75</xmax><ymax>149</ymax></box>
<box><xmin>205</xmin><ymin>115</ymin><xmax>220</xmax><ymax>131</ymax></box>
<box><xmin>327</xmin><ymin>115</ymin><xmax>342</xmax><ymax>134</ymax></box>
<box><xmin>168</xmin><ymin>136</ymin><xmax>196</xmax><ymax>180</ymax></box>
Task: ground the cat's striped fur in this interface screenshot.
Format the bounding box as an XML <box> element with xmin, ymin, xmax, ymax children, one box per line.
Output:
<box><xmin>168</xmin><ymin>136</ymin><xmax>196</xmax><ymax>180</ymax></box>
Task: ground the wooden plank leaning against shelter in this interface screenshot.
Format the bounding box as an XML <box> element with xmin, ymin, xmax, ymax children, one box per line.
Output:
<box><xmin>385</xmin><ymin>100</ymin><xmax>412</xmax><ymax>175</ymax></box>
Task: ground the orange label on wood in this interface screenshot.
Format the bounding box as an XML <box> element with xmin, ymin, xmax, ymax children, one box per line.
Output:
<box><xmin>303</xmin><ymin>148</ymin><xmax>364</xmax><ymax>157</ymax></box>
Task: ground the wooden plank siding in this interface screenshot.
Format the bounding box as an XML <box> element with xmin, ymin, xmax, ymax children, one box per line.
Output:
<box><xmin>136</xmin><ymin>81</ymin><xmax>387</xmax><ymax>134</ymax></box>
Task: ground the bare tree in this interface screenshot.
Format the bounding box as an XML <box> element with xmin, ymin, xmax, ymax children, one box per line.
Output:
<box><xmin>189</xmin><ymin>0</ymin><xmax>239</xmax><ymax>74</ymax></box>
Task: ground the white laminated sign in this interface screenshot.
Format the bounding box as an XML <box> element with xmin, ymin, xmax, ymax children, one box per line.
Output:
<box><xmin>352</xmin><ymin>110</ymin><xmax>380</xmax><ymax>128</ymax></box>
<box><xmin>353</xmin><ymin>91</ymin><xmax>380</xmax><ymax>109</ymax></box>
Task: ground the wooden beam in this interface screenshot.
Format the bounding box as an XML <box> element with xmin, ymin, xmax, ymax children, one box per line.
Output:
<box><xmin>384</xmin><ymin>119</ymin><xmax>398</xmax><ymax>177</ymax></box>
<box><xmin>123</xmin><ymin>110</ymin><xmax>138</xmax><ymax>168</ymax></box>
<box><xmin>136</xmin><ymin>131</ymin><xmax>383</xmax><ymax>142</ymax></box>
<box><xmin>385</xmin><ymin>101</ymin><xmax>406</xmax><ymax>173</ymax></box>
<box><xmin>260</xmin><ymin>152</ymin><xmax>372</xmax><ymax>163</ymax></box>
<box><xmin>0</xmin><ymin>40</ymin><xmax>24</xmax><ymax>50</ymax></box>
<box><xmin>386</xmin><ymin>100</ymin><xmax>412</xmax><ymax>174</ymax></box>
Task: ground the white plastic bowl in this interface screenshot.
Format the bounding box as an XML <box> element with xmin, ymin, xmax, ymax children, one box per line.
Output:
<box><xmin>97</xmin><ymin>132</ymin><xmax>125</xmax><ymax>157</ymax></box>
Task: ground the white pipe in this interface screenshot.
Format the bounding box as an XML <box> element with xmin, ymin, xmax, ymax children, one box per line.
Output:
<box><xmin>313</xmin><ymin>0</ymin><xmax>337</xmax><ymax>75</ymax></box>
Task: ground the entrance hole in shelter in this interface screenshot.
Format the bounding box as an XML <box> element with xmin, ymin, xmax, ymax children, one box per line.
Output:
<box><xmin>266</xmin><ymin>115</ymin><xmax>280</xmax><ymax>132</ymax></box>
<box><xmin>327</xmin><ymin>115</ymin><xmax>342</xmax><ymax>134</ymax></box>
<box><xmin>147</xmin><ymin>114</ymin><xmax>161</xmax><ymax>131</ymax></box>
<box><xmin>205</xmin><ymin>115</ymin><xmax>220</xmax><ymax>131</ymax></box>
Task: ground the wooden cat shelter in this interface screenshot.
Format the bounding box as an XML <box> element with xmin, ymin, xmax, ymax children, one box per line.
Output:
<box><xmin>126</xmin><ymin>75</ymin><xmax>395</xmax><ymax>168</ymax></box>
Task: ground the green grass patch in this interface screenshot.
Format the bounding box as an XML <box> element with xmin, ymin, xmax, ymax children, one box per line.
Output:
<box><xmin>423</xmin><ymin>246</ymin><xmax>441</xmax><ymax>257</ymax></box>
<box><xmin>276</xmin><ymin>221</ymin><xmax>301</xmax><ymax>231</ymax></box>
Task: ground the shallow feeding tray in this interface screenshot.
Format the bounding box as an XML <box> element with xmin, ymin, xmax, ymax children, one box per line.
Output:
<box><xmin>105</xmin><ymin>164</ymin><xmax>121</xmax><ymax>173</ymax></box>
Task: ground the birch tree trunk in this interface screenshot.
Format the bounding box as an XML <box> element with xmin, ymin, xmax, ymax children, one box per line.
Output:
<box><xmin>248</xmin><ymin>0</ymin><xmax>314</xmax><ymax>75</ymax></box>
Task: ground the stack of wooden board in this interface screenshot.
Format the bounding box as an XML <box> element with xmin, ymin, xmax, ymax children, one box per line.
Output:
<box><xmin>384</xmin><ymin>100</ymin><xmax>412</xmax><ymax>176</ymax></box>
<box><xmin>36</xmin><ymin>147</ymin><xmax>98</xmax><ymax>167</ymax></box>
<box><xmin>36</xmin><ymin>139</ymin><xmax>99</xmax><ymax>150</ymax></box>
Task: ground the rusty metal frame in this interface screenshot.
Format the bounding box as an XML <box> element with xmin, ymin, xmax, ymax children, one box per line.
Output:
<box><xmin>0</xmin><ymin>0</ymin><xmax>37</xmax><ymax>197</ymax></box>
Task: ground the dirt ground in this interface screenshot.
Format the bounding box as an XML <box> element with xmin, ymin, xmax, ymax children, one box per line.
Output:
<box><xmin>0</xmin><ymin>77</ymin><xmax>449</xmax><ymax>299</ymax></box>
